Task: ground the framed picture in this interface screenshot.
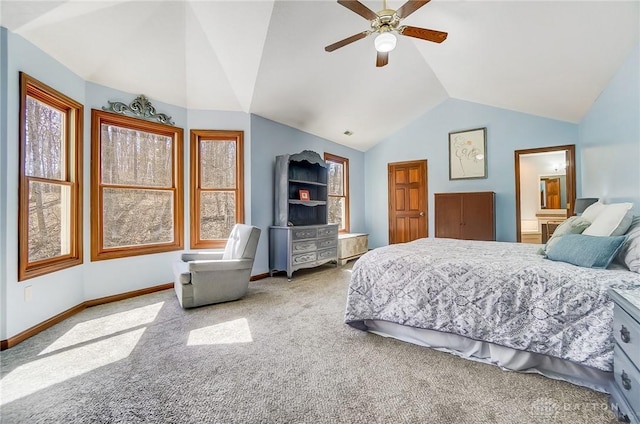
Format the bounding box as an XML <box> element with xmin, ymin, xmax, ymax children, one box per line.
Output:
<box><xmin>299</xmin><ymin>189</ymin><xmax>310</xmax><ymax>201</ymax></box>
<box><xmin>449</xmin><ymin>127</ymin><xmax>487</xmax><ymax>180</ymax></box>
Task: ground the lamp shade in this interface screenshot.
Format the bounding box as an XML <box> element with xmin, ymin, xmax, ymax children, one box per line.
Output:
<box><xmin>574</xmin><ymin>198</ymin><xmax>599</xmax><ymax>214</ymax></box>
<box><xmin>374</xmin><ymin>32</ymin><xmax>397</xmax><ymax>52</ymax></box>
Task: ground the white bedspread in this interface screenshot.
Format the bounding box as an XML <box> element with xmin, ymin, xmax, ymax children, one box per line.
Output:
<box><xmin>345</xmin><ymin>238</ymin><xmax>640</xmax><ymax>371</ymax></box>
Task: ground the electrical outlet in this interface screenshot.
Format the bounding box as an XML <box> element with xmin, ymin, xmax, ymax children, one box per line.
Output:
<box><xmin>24</xmin><ymin>286</ymin><xmax>33</xmax><ymax>302</ymax></box>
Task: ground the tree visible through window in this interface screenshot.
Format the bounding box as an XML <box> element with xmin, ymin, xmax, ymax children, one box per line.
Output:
<box><xmin>19</xmin><ymin>73</ymin><xmax>83</xmax><ymax>281</ymax></box>
<box><xmin>325</xmin><ymin>153</ymin><xmax>349</xmax><ymax>232</ymax></box>
<box><xmin>91</xmin><ymin>110</ymin><xmax>183</xmax><ymax>260</ymax></box>
<box><xmin>190</xmin><ymin>130</ymin><xmax>244</xmax><ymax>249</ymax></box>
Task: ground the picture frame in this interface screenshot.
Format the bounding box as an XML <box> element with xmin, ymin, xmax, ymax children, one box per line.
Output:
<box><xmin>299</xmin><ymin>189</ymin><xmax>310</xmax><ymax>201</ymax></box>
<box><xmin>449</xmin><ymin>127</ymin><xmax>487</xmax><ymax>180</ymax></box>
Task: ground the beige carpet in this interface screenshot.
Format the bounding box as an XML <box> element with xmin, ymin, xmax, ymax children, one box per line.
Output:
<box><xmin>0</xmin><ymin>263</ymin><xmax>617</xmax><ymax>423</ymax></box>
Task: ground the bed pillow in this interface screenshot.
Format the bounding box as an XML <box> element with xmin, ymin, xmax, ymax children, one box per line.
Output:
<box><xmin>617</xmin><ymin>216</ymin><xmax>640</xmax><ymax>273</ymax></box>
<box><xmin>580</xmin><ymin>200</ymin><xmax>606</xmax><ymax>223</ymax></box>
<box><xmin>582</xmin><ymin>203</ymin><xmax>634</xmax><ymax>236</ymax></box>
<box><xmin>541</xmin><ymin>216</ymin><xmax>591</xmax><ymax>254</ymax></box>
<box><xmin>546</xmin><ymin>233</ymin><xmax>627</xmax><ymax>269</ymax></box>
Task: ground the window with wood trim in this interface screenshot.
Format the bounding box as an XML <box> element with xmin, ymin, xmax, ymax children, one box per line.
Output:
<box><xmin>190</xmin><ymin>130</ymin><xmax>244</xmax><ymax>249</ymax></box>
<box><xmin>19</xmin><ymin>73</ymin><xmax>84</xmax><ymax>281</ymax></box>
<box><xmin>325</xmin><ymin>152</ymin><xmax>349</xmax><ymax>232</ymax></box>
<box><xmin>91</xmin><ymin>110</ymin><xmax>183</xmax><ymax>260</ymax></box>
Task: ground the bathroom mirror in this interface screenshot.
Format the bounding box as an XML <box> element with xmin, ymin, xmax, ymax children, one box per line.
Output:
<box><xmin>539</xmin><ymin>174</ymin><xmax>567</xmax><ymax>209</ymax></box>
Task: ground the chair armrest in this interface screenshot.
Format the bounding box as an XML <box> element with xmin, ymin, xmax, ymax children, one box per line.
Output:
<box><xmin>182</xmin><ymin>251</ymin><xmax>224</xmax><ymax>261</ymax></box>
<box><xmin>188</xmin><ymin>258</ymin><xmax>253</xmax><ymax>272</ymax></box>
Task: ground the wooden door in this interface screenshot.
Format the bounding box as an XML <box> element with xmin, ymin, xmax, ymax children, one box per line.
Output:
<box><xmin>434</xmin><ymin>193</ymin><xmax>462</xmax><ymax>239</ymax></box>
<box><xmin>388</xmin><ymin>160</ymin><xmax>428</xmax><ymax>244</ymax></box>
<box><xmin>544</xmin><ymin>178</ymin><xmax>561</xmax><ymax>209</ymax></box>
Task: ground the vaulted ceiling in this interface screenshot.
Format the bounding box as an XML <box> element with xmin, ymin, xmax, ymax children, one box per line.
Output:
<box><xmin>2</xmin><ymin>1</ymin><xmax>638</xmax><ymax>151</ymax></box>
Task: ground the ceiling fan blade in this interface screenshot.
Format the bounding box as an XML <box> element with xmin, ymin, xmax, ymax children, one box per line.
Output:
<box><xmin>396</xmin><ymin>0</ymin><xmax>430</xmax><ymax>19</ymax></box>
<box><xmin>376</xmin><ymin>51</ymin><xmax>389</xmax><ymax>67</ymax></box>
<box><xmin>325</xmin><ymin>31</ymin><xmax>369</xmax><ymax>52</ymax></box>
<box><xmin>400</xmin><ymin>26</ymin><xmax>448</xmax><ymax>43</ymax></box>
<box><xmin>337</xmin><ymin>0</ymin><xmax>378</xmax><ymax>21</ymax></box>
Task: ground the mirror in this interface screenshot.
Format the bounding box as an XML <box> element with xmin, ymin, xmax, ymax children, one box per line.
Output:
<box><xmin>539</xmin><ymin>174</ymin><xmax>567</xmax><ymax>209</ymax></box>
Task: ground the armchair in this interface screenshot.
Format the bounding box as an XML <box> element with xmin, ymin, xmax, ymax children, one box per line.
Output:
<box><xmin>173</xmin><ymin>224</ymin><xmax>261</xmax><ymax>308</ymax></box>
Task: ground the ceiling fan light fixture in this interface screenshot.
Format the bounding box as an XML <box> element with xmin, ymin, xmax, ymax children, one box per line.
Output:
<box><xmin>374</xmin><ymin>32</ymin><xmax>396</xmax><ymax>52</ymax></box>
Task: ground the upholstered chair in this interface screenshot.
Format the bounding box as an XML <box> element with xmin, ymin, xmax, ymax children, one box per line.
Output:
<box><xmin>173</xmin><ymin>224</ymin><xmax>261</xmax><ymax>308</ymax></box>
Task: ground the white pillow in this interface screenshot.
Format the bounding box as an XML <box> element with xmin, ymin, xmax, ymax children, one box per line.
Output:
<box><xmin>580</xmin><ymin>200</ymin><xmax>606</xmax><ymax>223</ymax></box>
<box><xmin>618</xmin><ymin>216</ymin><xmax>640</xmax><ymax>272</ymax></box>
<box><xmin>582</xmin><ymin>203</ymin><xmax>634</xmax><ymax>236</ymax></box>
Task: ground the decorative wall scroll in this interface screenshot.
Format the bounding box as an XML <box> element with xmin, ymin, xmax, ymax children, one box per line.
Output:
<box><xmin>102</xmin><ymin>95</ymin><xmax>174</xmax><ymax>125</ymax></box>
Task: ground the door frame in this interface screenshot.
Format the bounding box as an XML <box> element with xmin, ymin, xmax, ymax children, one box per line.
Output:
<box><xmin>514</xmin><ymin>144</ymin><xmax>576</xmax><ymax>242</ymax></box>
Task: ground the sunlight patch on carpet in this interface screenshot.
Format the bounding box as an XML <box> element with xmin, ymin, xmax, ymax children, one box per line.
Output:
<box><xmin>187</xmin><ymin>318</ymin><xmax>253</xmax><ymax>345</ymax></box>
<box><xmin>1</xmin><ymin>328</ymin><xmax>145</xmax><ymax>405</ymax></box>
<box><xmin>39</xmin><ymin>302</ymin><xmax>164</xmax><ymax>355</ymax></box>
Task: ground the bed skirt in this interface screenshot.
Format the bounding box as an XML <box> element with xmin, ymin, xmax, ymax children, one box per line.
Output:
<box><xmin>364</xmin><ymin>319</ymin><xmax>613</xmax><ymax>393</ymax></box>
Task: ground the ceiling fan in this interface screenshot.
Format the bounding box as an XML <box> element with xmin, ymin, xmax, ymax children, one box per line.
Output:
<box><xmin>325</xmin><ymin>0</ymin><xmax>447</xmax><ymax>67</ymax></box>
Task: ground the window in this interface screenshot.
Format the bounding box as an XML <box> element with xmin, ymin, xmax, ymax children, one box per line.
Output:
<box><xmin>91</xmin><ymin>110</ymin><xmax>183</xmax><ymax>260</ymax></box>
<box><xmin>190</xmin><ymin>130</ymin><xmax>244</xmax><ymax>249</ymax></box>
<box><xmin>19</xmin><ymin>73</ymin><xmax>83</xmax><ymax>281</ymax></box>
<box><xmin>324</xmin><ymin>152</ymin><xmax>349</xmax><ymax>232</ymax></box>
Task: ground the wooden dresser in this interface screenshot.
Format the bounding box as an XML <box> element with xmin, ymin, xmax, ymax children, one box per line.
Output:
<box><xmin>608</xmin><ymin>288</ymin><xmax>640</xmax><ymax>424</ymax></box>
<box><xmin>434</xmin><ymin>192</ymin><xmax>495</xmax><ymax>241</ymax></box>
<box><xmin>269</xmin><ymin>224</ymin><xmax>338</xmax><ymax>280</ymax></box>
<box><xmin>270</xmin><ymin>150</ymin><xmax>338</xmax><ymax>280</ymax></box>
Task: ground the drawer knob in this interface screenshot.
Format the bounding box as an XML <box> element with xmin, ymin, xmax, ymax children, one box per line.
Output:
<box><xmin>620</xmin><ymin>325</ymin><xmax>631</xmax><ymax>343</ymax></box>
<box><xmin>621</xmin><ymin>370</ymin><xmax>631</xmax><ymax>391</ymax></box>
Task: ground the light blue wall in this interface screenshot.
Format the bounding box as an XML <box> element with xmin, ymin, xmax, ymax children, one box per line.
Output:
<box><xmin>364</xmin><ymin>98</ymin><xmax>578</xmax><ymax>248</ymax></box>
<box><xmin>0</xmin><ymin>30</ymin><xmax>366</xmax><ymax>340</ymax></box>
<box><xmin>2</xmin><ymin>30</ymin><xmax>87</xmax><ymax>339</ymax></box>
<box><xmin>186</xmin><ymin>109</ymin><xmax>252</xmax><ymax>249</ymax></box>
<box><xmin>82</xmin><ymin>82</ymin><xmax>189</xmax><ymax>301</ymax></box>
<box><xmin>250</xmin><ymin>115</ymin><xmax>366</xmax><ymax>274</ymax></box>
<box><xmin>579</xmin><ymin>42</ymin><xmax>640</xmax><ymax>211</ymax></box>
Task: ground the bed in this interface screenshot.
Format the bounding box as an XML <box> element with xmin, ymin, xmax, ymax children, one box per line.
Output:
<box><xmin>345</xmin><ymin>237</ymin><xmax>640</xmax><ymax>392</ymax></box>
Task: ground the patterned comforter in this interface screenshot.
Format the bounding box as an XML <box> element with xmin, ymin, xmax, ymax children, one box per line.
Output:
<box><xmin>345</xmin><ymin>238</ymin><xmax>640</xmax><ymax>371</ymax></box>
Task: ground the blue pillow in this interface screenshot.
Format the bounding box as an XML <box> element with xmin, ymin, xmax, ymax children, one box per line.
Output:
<box><xmin>545</xmin><ymin>234</ymin><xmax>627</xmax><ymax>269</ymax></box>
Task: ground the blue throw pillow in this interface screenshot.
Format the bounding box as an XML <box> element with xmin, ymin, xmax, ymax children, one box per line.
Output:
<box><xmin>545</xmin><ymin>233</ymin><xmax>627</xmax><ymax>269</ymax></box>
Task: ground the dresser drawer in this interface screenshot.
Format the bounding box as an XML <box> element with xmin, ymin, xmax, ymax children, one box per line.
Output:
<box><xmin>292</xmin><ymin>228</ymin><xmax>317</xmax><ymax>240</ymax></box>
<box><xmin>316</xmin><ymin>237</ymin><xmax>337</xmax><ymax>249</ymax></box>
<box><xmin>614</xmin><ymin>304</ymin><xmax>640</xmax><ymax>364</ymax></box>
<box><xmin>317</xmin><ymin>226</ymin><xmax>338</xmax><ymax>238</ymax></box>
<box><xmin>614</xmin><ymin>346</ymin><xmax>640</xmax><ymax>417</ymax></box>
<box><xmin>292</xmin><ymin>240</ymin><xmax>316</xmax><ymax>253</ymax></box>
<box><xmin>292</xmin><ymin>251</ymin><xmax>316</xmax><ymax>265</ymax></box>
<box><xmin>317</xmin><ymin>248</ymin><xmax>337</xmax><ymax>261</ymax></box>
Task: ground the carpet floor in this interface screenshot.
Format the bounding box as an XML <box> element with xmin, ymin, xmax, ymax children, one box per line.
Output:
<box><xmin>0</xmin><ymin>263</ymin><xmax>617</xmax><ymax>423</ymax></box>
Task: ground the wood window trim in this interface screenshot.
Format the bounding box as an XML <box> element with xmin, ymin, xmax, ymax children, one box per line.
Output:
<box><xmin>190</xmin><ymin>129</ymin><xmax>244</xmax><ymax>249</ymax></box>
<box><xmin>324</xmin><ymin>152</ymin><xmax>350</xmax><ymax>233</ymax></box>
<box><xmin>91</xmin><ymin>109</ymin><xmax>184</xmax><ymax>261</ymax></box>
<box><xmin>18</xmin><ymin>73</ymin><xmax>84</xmax><ymax>281</ymax></box>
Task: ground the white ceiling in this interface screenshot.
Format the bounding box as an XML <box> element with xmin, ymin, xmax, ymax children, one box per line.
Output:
<box><xmin>2</xmin><ymin>1</ymin><xmax>638</xmax><ymax>151</ymax></box>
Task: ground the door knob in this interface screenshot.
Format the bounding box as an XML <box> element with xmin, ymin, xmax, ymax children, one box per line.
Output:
<box><xmin>419</xmin><ymin>211</ymin><xmax>425</xmax><ymax>216</ymax></box>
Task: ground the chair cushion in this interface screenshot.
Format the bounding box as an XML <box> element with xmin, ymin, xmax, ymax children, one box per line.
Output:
<box><xmin>223</xmin><ymin>224</ymin><xmax>254</xmax><ymax>260</ymax></box>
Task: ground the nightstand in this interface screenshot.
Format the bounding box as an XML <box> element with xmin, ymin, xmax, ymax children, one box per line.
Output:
<box><xmin>608</xmin><ymin>288</ymin><xmax>640</xmax><ymax>424</ymax></box>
